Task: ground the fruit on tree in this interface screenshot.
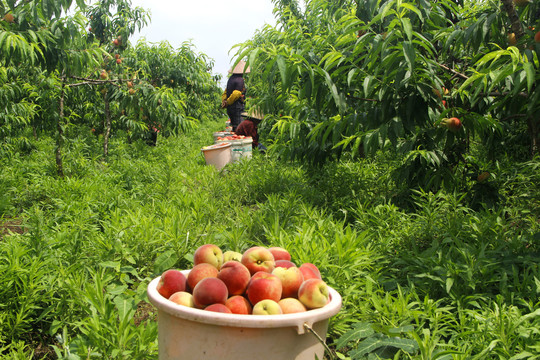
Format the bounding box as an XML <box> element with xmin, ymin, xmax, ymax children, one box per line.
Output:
<box><xmin>127</xmin><ymin>81</ymin><xmax>133</xmax><ymax>88</ymax></box>
<box><xmin>192</xmin><ymin>277</ymin><xmax>228</xmax><ymax>309</ymax></box>
<box><xmin>193</xmin><ymin>244</ymin><xmax>223</xmax><ymax>270</ymax></box>
<box><xmin>441</xmin><ymin>117</ymin><xmax>462</xmax><ymax>132</ymax></box>
<box><xmin>100</xmin><ymin>70</ymin><xmax>108</xmax><ymax>80</ymax></box>
<box><xmin>113</xmin><ymin>38</ymin><xmax>120</xmax><ymax>47</ymax></box>
<box><xmin>3</xmin><ymin>13</ymin><xmax>14</xmax><ymax>23</ymax></box>
<box><xmin>477</xmin><ymin>171</ymin><xmax>490</xmax><ymax>183</ymax></box>
<box><xmin>156</xmin><ymin>269</ymin><xmax>187</xmax><ymax>299</ymax></box>
<box><xmin>128</xmin><ymin>88</ymin><xmax>136</xmax><ymax>95</ymax></box>
<box><xmin>535</xmin><ymin>31</ymin><xmax>540</xmax><ymax>43</ymax></box>
<box><xmin>116</xmin><ymin>58</ymin><xmax>122</xmax><ymax>64</ymax></box>
<box><xmin>508</xmin><ymin>33</ymin><xmax>517</xmax><ymax>46</ymax></box>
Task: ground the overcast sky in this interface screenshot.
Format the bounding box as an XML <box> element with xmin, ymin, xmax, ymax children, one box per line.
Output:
<box><xmin>129</xmin><ymin>0</ymin><xmax>277</xmax><ymax>87</ymax></box>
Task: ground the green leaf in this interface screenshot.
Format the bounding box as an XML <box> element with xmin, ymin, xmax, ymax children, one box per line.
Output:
<box><xmin>522</xmin><ymin>62</ymin><xmax>534</xmax><ymax>93</ymax></box>
<box><xmin>402</xmin><ymin>41</ymin><xmax>415</xmax><ymax>72</ymax></box>
<box><xmin>336</xmin><ymin>322</ymin><xmax>374</xmax><ymax>349</ymax></box>
<box><xmin>446</xmin><ymin>277</ymin><xmax>454</xmax><ymax>294</ymax></box>
<box><xmin>399</xmin><ymin>2</ymin><xmax>423</xmax><ymax>22</ymax></box>
<box><xmin>401</xmin><ymin>18</ymin><xmax>413</xmax><ymax>41</ymax></box>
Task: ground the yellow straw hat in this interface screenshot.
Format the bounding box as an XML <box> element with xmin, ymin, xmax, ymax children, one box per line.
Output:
<box><xmin>230</xmin><ymin>60</ymin><xmax>251</xmax><ymax>75</ymax></box>
<box><xmin>241</xmin><ymin>109</ymin><xmax>264</xmax><ymax>121</ymax></box>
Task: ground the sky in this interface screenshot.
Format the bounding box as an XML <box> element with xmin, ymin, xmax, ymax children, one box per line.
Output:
<box><xmin>129</xmin><ymin>0</ymin><xmax>278</xmax><ymax>87</ymax></box>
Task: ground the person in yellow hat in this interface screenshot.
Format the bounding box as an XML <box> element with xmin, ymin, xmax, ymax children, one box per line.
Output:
<box><xmin>236</xmin><ymin>109</ymin><xmax>266</xmax><ymax>152</ymax></box>
<box><xmin>221</xmin><ymin>60</ymin><xmax>250</xmax><ymax>132</ymax></box>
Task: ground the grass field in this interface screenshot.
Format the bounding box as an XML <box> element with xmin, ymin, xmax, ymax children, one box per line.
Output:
<box><xmin>1</xmin><ymin>119</ymin><xmax>539</xmax><ymax>359</ymax></box>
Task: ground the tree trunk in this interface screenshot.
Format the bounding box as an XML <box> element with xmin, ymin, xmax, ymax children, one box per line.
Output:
<box><xmin>103</xmin><ymin>90</ymin><xmax>111</xmax><ymax>160</ymax></box>
<box><xmin>56</xmin><ymin>80</ymin><xmax>65</xmax><ymax>178</ymax></box>
<box><xmin>528</xmin><ymin>116</ymin><xmax>539</xmax><ymax>158</ymax></box>
<box><xmin>500</xmin><ymin>0</ymin><xmax>524</xmax><ymax>39</ymax></box>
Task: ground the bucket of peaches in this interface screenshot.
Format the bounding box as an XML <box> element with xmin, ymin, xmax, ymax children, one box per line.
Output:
<box><xmin>147</xmin><ymin>244</ymin><xmax>342</xmax><ymax>360</ymax></box>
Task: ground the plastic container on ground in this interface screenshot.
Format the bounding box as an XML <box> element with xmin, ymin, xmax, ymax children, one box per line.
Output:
<box><xmin>230</xmin><ymin>140</ymin><xmax>244</xmax><ymax>162</ymax></box>
<box><xmin>213</xmin><ymin>131</ymin><xmax>235</xmax><ymax>143</ymax></box>
<box><xmin>241</xmin><ymin>137</ymin><xmax>253</xmax><ymax>160</ymax></box>
<box><xmin>201</xmin><ymin>142</ymin><xmax>232</xmax><ymax>170</ymax></box>
<box><xmin>147</xmin><ymin>270</ymin><xmax>342</xmax><ymax>360</ymax></box>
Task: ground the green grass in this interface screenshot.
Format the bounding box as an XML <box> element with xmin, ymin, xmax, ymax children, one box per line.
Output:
<box><xmin>0</xmin><ymin>120</ymin><xmax>539</xmax><ymax>359</ymax></box>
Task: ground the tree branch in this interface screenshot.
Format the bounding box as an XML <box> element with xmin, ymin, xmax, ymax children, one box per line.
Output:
<box><xmin>437</xmin><ymin>63</ymin><xmax>469</xmax><ymax>80</ymax></box>
<box><xmin>500</xmin><ymin>0</ymin><xmax>524</xmax><ymax>39</ymax></box>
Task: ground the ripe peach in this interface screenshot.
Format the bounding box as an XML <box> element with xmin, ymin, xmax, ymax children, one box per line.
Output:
<box><xmin>3</xmin><ymin>13</ymin><xmax>14</xmax><ymax>23</ymax></box>
<box><xmin>252</xmin><ymin>299</ymin><xmax>282</xmax><ymax>315</ymax></box>
<box><xmin>225</xmin><ymin>295</ymin><xmax>252</xmax><ymax>315</ymax></box>
<box><xmin>193</xmin><ymin>244</ymin><xmax>223</xmax><ymax>270</ymax></box>
<box><xmin>156</xmin><ymin>269</ymin><xmax>187</xmax><ymax>299</ymax></box>
<box><xmin>268</xmin><ymin>246</ymin><xmax>291</xmax><ymax>261</ymax></box>
<box><xmin>192</xmin><ymin>277</ymin><xmax>228</xmax><ymax>309</ymax></box>
<box><xmin>169</xmin><ymin>291</ymin><xmax>194</xmax><ymax>308</ymax></box>
<box><xmin>246</xmin><ymin>272</ymin><xmax>282</xmax><ymax>305</ymax></box>
<box><xmin>508</xmin><ymin>33</ymin><xmax>517</xmax><ymax>46</ymax></box>
<box><xmin>217</xmin><ymin>261</ymin><xmax>251</xmax><ymax>295</ymax></box>
<box><xmin>241</xmin><ymin>246</ymin><xmax>275</xmax><ymax>275</ymax></box>
<box><xmin>299</xmin><ymin>263</ymin><xmax>322</xmax><ymax>280</ymax></box>
<box><xmin>272</xmin><ymin>266</ymin><xmax>304</xmax><ymax>298</ymax></box>
<box><xmin>205</xmin><ymin>303</ymin><xmax>232</xmax><ymax>313</ymax></box>
<box><xmin>278</xmin><ymin>298</ymin><xmax>307</xmax><ymax>314</ymax></box>
<box><xmin>535</xmin><ymin>31</ymin><xmax>540</xmax><ymax>43</ymax></box>
<box><xmin>187</xmin><ymin>263</ymin><xmax>218</xmax><ymax>290</ymax></box>
<box><xmin>223</xmin><ymin>250</ymin><xmax>243</xmax><ymax>262</ymax></box>
<box><xmin>275</xmin><ymin>259</ymin><xmax>297</xmax><ymax>269</ymax></box>
<box><xmin>477</xmin><ymin>171</ymin><xmax>490</xmax><ymax>183</ymax></box>
<box><xmin>298</xmin><ymin>279</ymin><xmax>330</xmax><ymax>309</ymax></box>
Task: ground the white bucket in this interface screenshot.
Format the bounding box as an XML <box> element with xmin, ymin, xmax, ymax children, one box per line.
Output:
<box><xmin>147</xmin><ymin>271</ymin><xmax>342</xmax><ymax>360</ymax></box>
<box><xmin>201</xmin><ymin>142</ymin><xmax>232</xmax><ymax>170</ymax></box>
<box><xmin>213</xmin><ymin>131</ymin><xmax>235</xmax><ymax>143</ymax></box>
<box><xmin>241</xmin><ymin>137</ymin><xmax>253</xmax><ymax>160</ymax></box>
<box><xmin>230</xmin><ymin>140</ymin><xmax>244</xmax><ymax>162</ymax></box>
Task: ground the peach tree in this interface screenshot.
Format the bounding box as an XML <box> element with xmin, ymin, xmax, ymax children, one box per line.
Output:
<box><xmin>234</xmin><ymin>0</ymin><xmax>539</xmax><ymax>197</ymax></box>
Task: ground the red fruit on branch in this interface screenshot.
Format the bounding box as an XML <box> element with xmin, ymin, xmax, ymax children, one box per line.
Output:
<box><xmin>116</xmin><ymin>58</ymin><xmax>122</xmax><ymax>64</ymax></box>
<box><xmin>508</xmin><ymin>33</ymin><xmax>517</xmax><ymax>46</ymax></box>
<box><xmin>477</xmin><ymin>171</ymin><xmax>490</xmax><ymax>183</ymax></box>
<box><xmin>3</xmin><ymin>13</ymin><xmax>14</xmax><ymax>23</ymax></box>
<box><xmin>441</xmin><ymin>117</ymin><xmax>462</xmax><ymax>132</ymax></box>
<box><xmin>535</xmin><ymin>31</ymin><xmax>540</xmax><ymax>43</ymax></box>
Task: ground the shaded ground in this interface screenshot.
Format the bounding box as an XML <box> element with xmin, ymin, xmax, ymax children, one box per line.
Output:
<box><xmin>0</xmin><ymin>217</ymin><xmax>25</xmax><ymax>238</ymax></box>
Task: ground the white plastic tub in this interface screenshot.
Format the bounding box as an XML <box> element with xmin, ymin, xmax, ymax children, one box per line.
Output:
<box><xmin>147</xmin><ymin>270</ymin><xmax>342</xmax><ymax>360</ymax></box>
<box><xmin>241</xmin><ymin>137</ymin><xmax>253</xmax><ymax>160</ymax></box>
<box><xmin>201</xmin><ymin>142</ymin><xmax>232</xmax><ymax>170</ymax></box>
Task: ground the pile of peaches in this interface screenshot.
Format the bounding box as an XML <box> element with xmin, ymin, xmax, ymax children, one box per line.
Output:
<box><xmin>216</xmin><ymin>134</ymin><xmax>247</xmax><ymax>141</ymax></box>
<box><xmin>156</xmin><ymin>244</ymin><xmax>330</xmax><ymax>315</ymax></box>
